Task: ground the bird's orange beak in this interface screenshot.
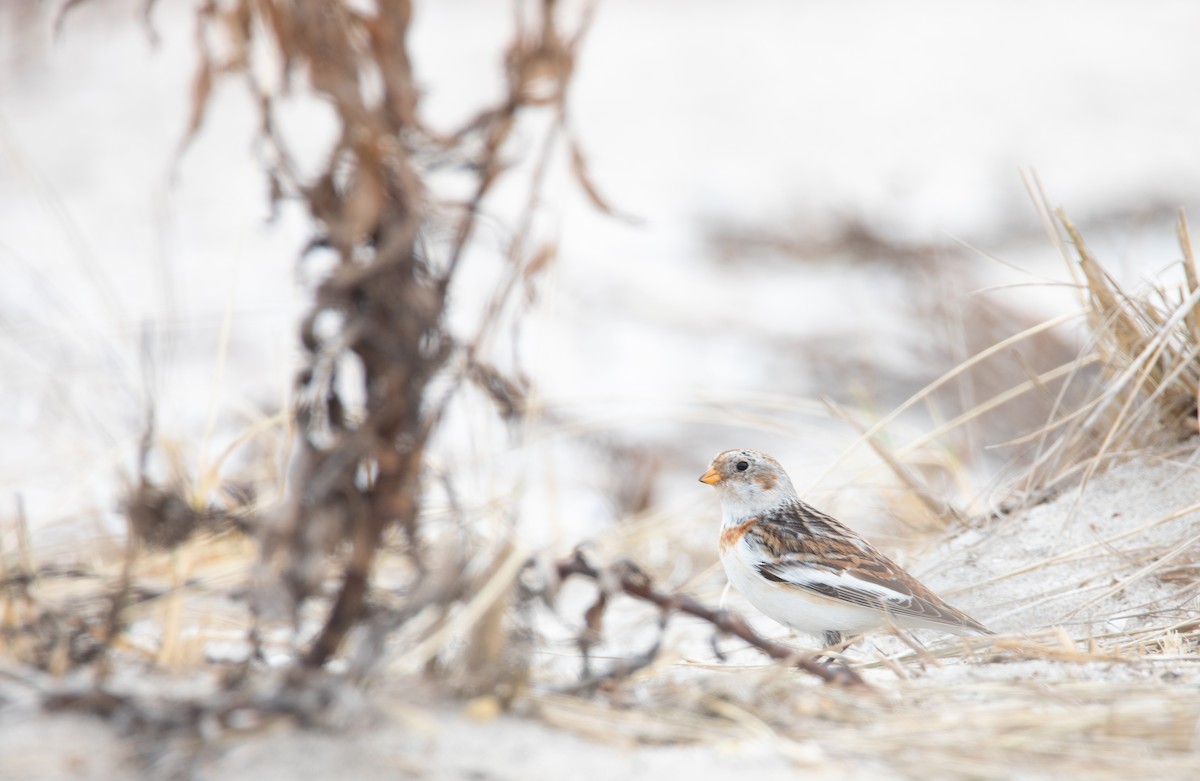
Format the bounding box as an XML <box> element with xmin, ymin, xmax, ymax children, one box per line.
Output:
<box><xmin>698</xmin><ymin>467</ymin><xmax>722</xmax><ymax>485</ymax></box>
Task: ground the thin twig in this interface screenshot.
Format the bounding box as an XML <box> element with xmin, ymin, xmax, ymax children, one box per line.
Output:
<box><xmin>553</xmin><ymin>550</ymin><xmax>866</xmax><ymax>688</ymax></box>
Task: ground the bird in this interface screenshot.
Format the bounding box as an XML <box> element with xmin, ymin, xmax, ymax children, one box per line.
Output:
<box><xmin>699</xmin><ymin>448</ymin><xmax>991</xmax><ymax>648</ymax></box>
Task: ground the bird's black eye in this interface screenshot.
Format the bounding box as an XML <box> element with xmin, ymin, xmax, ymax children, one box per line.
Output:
<box><xmin>735</xmin><ymin>461</ymin><xmax>749</xmax><ymax>472</ymax></box>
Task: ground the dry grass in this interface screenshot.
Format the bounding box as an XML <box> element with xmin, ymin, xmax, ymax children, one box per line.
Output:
<box><xmin>497</xmin><ymin>199</ymin><xmax>1200</xmax><ymax>776</ymax></box>
<box><xmin>529</xmin><ymin>668</ymin><xmax>1200</xmax><ymax>779</ymax></box>
<box><xmin>1013</xmin><ymin>182</ymin><xmax>1200</xmax><ymax>501</ymax></box>
<box><xmin>7</xmin><ymin>3</ymin><xmax>1200</xmax><ymax>780</ymax></box>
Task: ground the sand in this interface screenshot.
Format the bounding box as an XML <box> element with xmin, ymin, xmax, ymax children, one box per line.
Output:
<box><xmin>3</xmin><ymin>448</ymin><xmax>1199</xmax><ymax>780</ymax></box>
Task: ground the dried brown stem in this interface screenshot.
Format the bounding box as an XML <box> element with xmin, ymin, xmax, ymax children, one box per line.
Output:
<box><xmin>553</xmin><ymin>551</ymin><xmax>867</xmax><ymax>688</ymax></box>
<box><xmin>64</xmin><ymin>0</ymin><xmax>607</xmax><ymax>679</ymax></box>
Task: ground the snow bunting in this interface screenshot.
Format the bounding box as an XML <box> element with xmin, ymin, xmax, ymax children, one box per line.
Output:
<box><xmin>700</xmin><ymin>449</ymin><xmax>991</xmax><ymax>647</ymax></box>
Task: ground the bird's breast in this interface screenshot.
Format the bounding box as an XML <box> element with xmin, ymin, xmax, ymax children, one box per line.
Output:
<box><xmin>718</xmin><ymin>516</ymin><xmax>759</xmax><ymax>555</ymax></box>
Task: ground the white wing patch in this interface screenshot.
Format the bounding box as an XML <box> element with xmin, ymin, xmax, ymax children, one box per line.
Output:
<box><xmin>761</xmin><ymin>562</ymin><xmax>913</xmax><ymax>606</ymax></box>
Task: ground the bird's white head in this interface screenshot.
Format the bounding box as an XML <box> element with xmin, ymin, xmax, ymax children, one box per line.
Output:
<box><xmin>699</xmin><ymin>449</ymin><xmax>799</xmax><ymax>520</ymax></box>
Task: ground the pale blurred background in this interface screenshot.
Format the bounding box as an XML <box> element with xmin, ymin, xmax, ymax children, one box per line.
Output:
<box><xmin>4</xmin><ymin>0</ymin><xmax>1200</xmax><ymax>553</ymax></box>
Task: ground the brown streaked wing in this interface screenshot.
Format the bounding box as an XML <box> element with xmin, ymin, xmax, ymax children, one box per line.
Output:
<box><xmin>747</xmin><ymin>503</ymin><xmax>990</xmax><ymax>634</ymax></box>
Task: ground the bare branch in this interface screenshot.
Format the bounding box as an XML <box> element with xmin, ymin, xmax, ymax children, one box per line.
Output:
<box><xmin>553</xmin><ymin>551</ymin><xmax>867</xmax><ymax>688</ymax></box>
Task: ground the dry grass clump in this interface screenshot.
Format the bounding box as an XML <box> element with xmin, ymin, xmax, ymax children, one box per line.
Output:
<box><xmin>1016</xmin><ymin>186</ymin><xmax>1200</xmax><ymax>498</ymax></box>
<box><xmin>1070</xmin><ymin>211</ymin><xmax>1200</xmax><ymax>437</ymax></box>
<box><xmin>803</xmin><ymin>196</ymin><xmax>1200</xmax><ymax>535</ymax></box>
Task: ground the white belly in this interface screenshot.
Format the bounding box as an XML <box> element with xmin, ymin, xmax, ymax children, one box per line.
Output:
<box><xmin>720</xmin><ymin>539</ymin><xmax>883</xmax><ymax>636</ymax></box>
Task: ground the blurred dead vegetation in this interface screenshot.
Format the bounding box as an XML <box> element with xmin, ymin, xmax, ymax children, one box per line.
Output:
<box><xmin>180</xmin><ymin>0</ymin><xmax>607</xmax><ymax>684</ymax></box>
<box><xmin>5</xmin><ymin>0</ymin><xmax>630</xmax><ymax>765</ymax></box>
<box><xmin>4</xmin><ymin>2</ymin><xmax>1200</xmax><ymax>779</ymax></box>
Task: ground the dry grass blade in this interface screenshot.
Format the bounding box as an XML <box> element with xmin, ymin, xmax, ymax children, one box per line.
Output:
<box><xmin>1058</xmin><ymin>524</ymin><xmax>1200</xmax><ymax>620</ymax></box>
<box><xmin>1178</xmin><ymin>209</ymin><xmax>1200</xmax><ymax>344</ymax></box>
<box><xmin>398</xmin><ymin>542</ymin><xmax>529</xmax><ymax>670</ymax></box>
<box><xmin>802</xmin><ymin>310</ymin><xmax>1083</xmax><ymax>496</ymax></box>
<box><xmin>824</xmin><ymin>398</ymin><xmax>964</xmax><ymax>525</ymax></box>
<box><xmin>169</xmin><ymin>1</ymin><xmax>217</xmax><ymax>172</ymax></box>
<box><xmin>942</xmin><ymin>499</ymin><xmax>1200</xmax><ymax>599</ymax></box>
<box><xmin>897</xmin><ymin>354</ymin><xmax>1100</xmax><ymax>459</ymax></box>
